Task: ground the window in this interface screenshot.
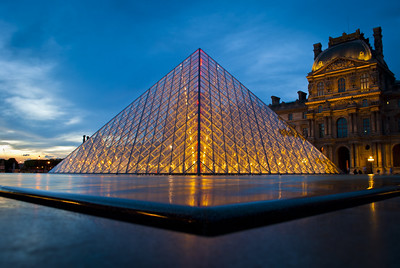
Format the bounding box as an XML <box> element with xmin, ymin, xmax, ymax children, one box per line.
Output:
<box><xmin>303</xmin><ymin>112</ymin><xmax>307</xmax><ymax>119</ymax></box>
<box><xmin>338</xmin><ymin>78</ymin><xmax>346</xmax><ymax>92</ymax></box>
<box><xmin>361</xmin><ymin>73</ymin><xmax>369</xmax><ymax>90</ymax></box>
<box><xmin>317</xmin><ymin>82</ymin><xmax>324</xmax><ymax>96</ymax></box>
<box><xmin>302</xmin><ymin>128</ymin><xmax>308</xmax><ymax>137</ymax></box>
<box><xmin>288</xmin><ymin>113</ymin><xmax>293</xmax><ymax>120</ymax></box>
<box><xmin>363</xmin><ymin>118</ymin><xmax>370</xmax><ymax>135</ymax></box>
<box><xmin>318</xmin><ymin>105</ymin><xmax>323</xmax><ymax>113</ymax></box>
<box><xmin>319</xmin><ymin>123</ymin><xmax>325</xmax><ymax>138</ymax></box>
<box><xmin>362</xmin><ymin>99</ymin><xmax>368</xmax><ymax>107</ymax></box>
<box><xmin>393</xmin><ymin>144</ymin><xmax>400</xmax><ymax>167</ymax></box>
<box><xmin>337</xmin><ymin>118</ymin><xmax>348</xmax><ymax>138</ymax></box>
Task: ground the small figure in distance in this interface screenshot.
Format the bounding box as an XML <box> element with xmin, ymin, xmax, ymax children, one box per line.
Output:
<box><xmin>358</xmin><ymin>169</ymin><xmax>362</xmax><ymax>174</ymax></box>
<box><xmin>354</xmin><ymin>169</ymin><xmax>358</xmax><ymax>175</ymax></box>
<box><xmin>377</xmin><ymin>169</ymin><xmax>380</xmax><ymax>175</ymax></box>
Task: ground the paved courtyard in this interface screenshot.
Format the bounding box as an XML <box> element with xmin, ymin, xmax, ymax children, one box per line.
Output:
<box><xmin>1</xmin><ymin>174</ymin><xmax>399</xmax><ymax>267</ymax></box>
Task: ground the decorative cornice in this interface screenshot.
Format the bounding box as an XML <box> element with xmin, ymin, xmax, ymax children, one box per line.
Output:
<box><xmin>306</xmin><ymin>91</ymin><xmax>381</xmax><ymax>106</ymax></box>
<box><xmin>308</xmin><ymin>59</ymin><xmax>376</xmax><ymax>78</ymax></box>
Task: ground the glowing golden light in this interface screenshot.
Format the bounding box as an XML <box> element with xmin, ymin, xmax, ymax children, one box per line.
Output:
<box><xmin>370</xmin><ymin>202</ymin><xmax>376</xmax><ymax>213</ymax></box>
<box><xmin>137</xmin><ymin>211</ymin><xmax>168</xmax><ymax>219</ymax></box>
<box><xmin>367</xmin><ymin>174</ymin><xmax>374</xmax><ymax>189</ymax></box>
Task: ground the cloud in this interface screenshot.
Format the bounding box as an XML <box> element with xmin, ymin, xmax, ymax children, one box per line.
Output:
<box><xmin>0</xmin><ymin>22</ymin><xmax>88</xmax><ymax>160</ymax></box>
<box><xmin>215</xmin><ymin>25</ymin><xmax>312</xmax><ymax>103</ymax></box>
<box><xmin>0</xmin><ymin>58</ymin><xmax>66</xmax><ymax>121</ymax></box>
<box><xmin>0</xmin><ymin>142</ymin><xmax>76</xmax><ymax>161</ymax></box>
<box><xmin>0</xmin><ymin>129</ymin><xmax>82</xmax><ymax>161</ymax></box>
<box><xmin>66</xmin><ymin>116</ymin><xmax>82</xmax><ymax>125</ymax></box>
<box><xmin>5</xmin><ymin>96</ymin><xmax>64</xmax><ymax>120</ymax></box>
<box><xmin>0</xmin><ymin>22</ymin><xmax>81</xmax><ymax>124</ymax></box>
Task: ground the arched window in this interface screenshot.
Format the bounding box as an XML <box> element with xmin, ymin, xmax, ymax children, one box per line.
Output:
<box><xmin>362</xmin><ymin>99</ymin><xmax>368</xmax><ymax>107</ymax></box>
<box><xmin>317</xmin><ymin>82</ymin><xmax>324</xmax><ymax>96</ymax></box>
<box><xmin>338</xmin><ymin>78</ymin><xmax>346</xmax><ymax>92</ymax></box>
<box><xmin>337</xmin><ymin>118</ymin><xmax>348</xmax><ymax>138</ymax></box>
<box><xmin>318</xmin><ymin>105</ymin><xmax>322</xmax><ymax>113</ymax></box>
<box><xmin>361</xmin><ymin>73</ymin><xmax>369</xmax><ymax>90</ymax></box>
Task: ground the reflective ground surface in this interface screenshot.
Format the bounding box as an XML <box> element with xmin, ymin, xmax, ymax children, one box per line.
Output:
<box><xmin>1</xmin><ymin>174</ymin><xmax>400</xmax><ymax>267</ymax></box>
<box><xmin>0</xmin><ymin>187</ymin><xmax>400</xmax><ymax>267</ymax></box>
<box><xmin>1</xmin><ymin>173</ymin><xmax>399</xmax><ymax>206</ymax></box>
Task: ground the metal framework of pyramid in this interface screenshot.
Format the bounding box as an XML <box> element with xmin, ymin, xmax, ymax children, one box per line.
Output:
<box><xmin>51</xmin><ymin>49</ymin><xmax>339</xmax><ymax>175</ymax></box>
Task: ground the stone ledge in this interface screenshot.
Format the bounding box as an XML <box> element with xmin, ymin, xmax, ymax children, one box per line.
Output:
<box><xmin>1</xmin><ymin>185</ymin><xmax>400</xmax><ymax>236</ymax></box>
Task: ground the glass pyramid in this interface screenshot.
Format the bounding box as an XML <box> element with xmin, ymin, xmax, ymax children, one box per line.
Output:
<box><xmin>51</xmin><ymin>49</ymin><xmax>339</xmax><ymax>175</ymax></box>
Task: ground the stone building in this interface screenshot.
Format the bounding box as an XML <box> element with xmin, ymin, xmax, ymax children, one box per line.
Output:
<box><xmin>0</xmin><ymin>159</ymin><xmax>5</xmax><ymax>173</ymax></box>
<box><xmin>270</xmin><ymin>27</ymin><xmax>400</xmax><ymax>174</ymax></box>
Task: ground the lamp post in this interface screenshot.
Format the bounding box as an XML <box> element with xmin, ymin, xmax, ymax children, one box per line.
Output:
<box><xmin>367</xmin><ymin>156</ymin><xmax>374</xmax><ymax>174</ymax></box>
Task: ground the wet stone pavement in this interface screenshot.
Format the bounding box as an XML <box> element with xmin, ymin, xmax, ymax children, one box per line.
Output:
<box><xmin>0</xmin><ymin>173</ymin><xmax>400</xmax><ymax>267</ymax></box>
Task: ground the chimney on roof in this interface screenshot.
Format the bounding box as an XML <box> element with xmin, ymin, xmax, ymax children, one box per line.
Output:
<box><xmin>297</xmin><ymin>91</ymin><xmax>307</xmax><ymax>103</ymax></box>
<box><xmin>313</xmin><ymin>43</ymin><xmax>322</xmax><ymax>59</ymax></box>
<box><xmin>83</xmin><ymin>135</ymin><xmax>86</xmax><ymax>143</ymax></box>
<box><xmin>373</xmin><ymin>27</ymin><xmax>383</xmax><ymax>58</ymax></box>
<box><xmin>271</xmin><ymin>96</ymin><xmax>280</xmax><ymax>105</ymax></box>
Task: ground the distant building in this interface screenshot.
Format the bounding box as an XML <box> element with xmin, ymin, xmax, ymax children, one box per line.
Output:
<box><xmin>0</xmin><ymin>158</ymin><xmax>20</xmax><ymax>173</ymax></box>
<box><xmin>270</xmin><ymin>27</ymin><xmax>400</xmax><ymax>174</ymax></box>
<box><xmin>21</xmin><ymin>159</ymin><xmax>63</xmax><ymax>173</ymax></box>
<box><xmin>0</xmin><ymin>159</ymin><xmax>5</xmax><ymax>173</ymax></box>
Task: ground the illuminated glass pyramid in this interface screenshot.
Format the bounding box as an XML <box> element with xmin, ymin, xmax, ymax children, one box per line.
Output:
<box><xmin>51</xmin><ymin>49</ymin><xmax>339</xmax><ymax>175</ymax></box>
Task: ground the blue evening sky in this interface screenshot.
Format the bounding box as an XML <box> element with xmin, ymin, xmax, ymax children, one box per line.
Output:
<box><xmin>0</xmin><ymin>0</ymin><xmax>399</xmax><ymax>161</ymax></box>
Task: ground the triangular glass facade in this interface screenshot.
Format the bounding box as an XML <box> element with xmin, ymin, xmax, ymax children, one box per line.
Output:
<box><xmin>51</xmin><ymin>49</ymin><xmax>339</xmax><ymax>175</ymax></box>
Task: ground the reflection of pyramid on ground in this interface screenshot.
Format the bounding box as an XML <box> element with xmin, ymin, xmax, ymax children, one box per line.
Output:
<box><xmin>51</xmin><ymin>49</ymin><xmax>339</xmax><ymax>175</ymax></box>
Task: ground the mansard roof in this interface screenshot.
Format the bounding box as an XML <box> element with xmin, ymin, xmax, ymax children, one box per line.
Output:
<box><xmin>312</xmin><ymin>39</ymin><xmax>372</xmax><ymax>72</ymax></box>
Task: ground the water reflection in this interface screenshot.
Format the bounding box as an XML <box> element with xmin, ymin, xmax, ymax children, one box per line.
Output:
<box><xmin>1</xmin><ymin>174</ymin><xmax>400</xmax><ymax>207</ymax></box>
<box><xmin>367</xmin><ymin>174</ymin><xmax>374</xmax><ymax>189</ymax></box>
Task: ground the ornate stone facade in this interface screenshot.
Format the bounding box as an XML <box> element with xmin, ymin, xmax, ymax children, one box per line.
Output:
<box><xmin>270</xmin><ymin>27</ymin><xmax>400</xmax><ymax>174</ymax></box>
